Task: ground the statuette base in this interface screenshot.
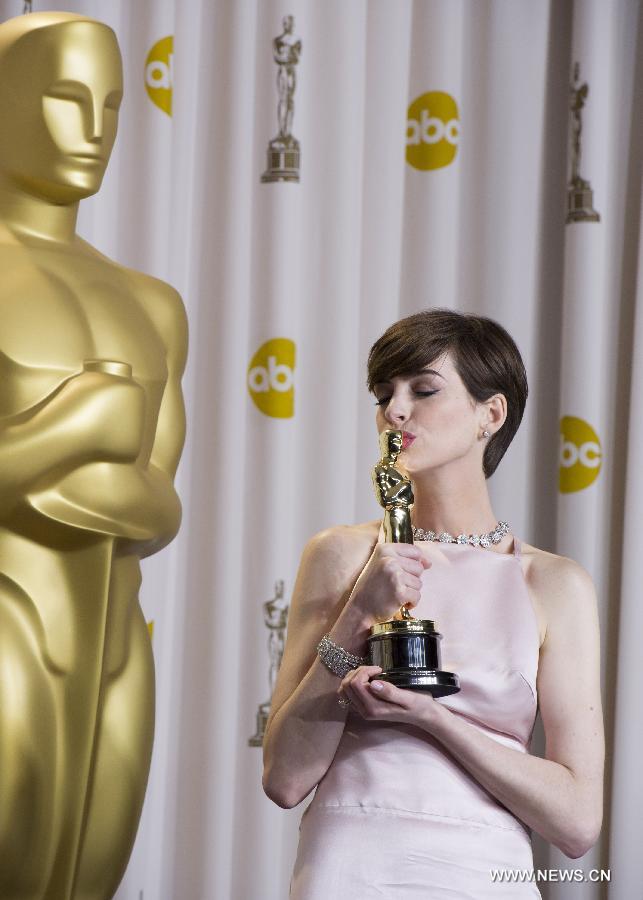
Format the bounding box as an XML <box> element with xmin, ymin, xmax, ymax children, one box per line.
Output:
<box><xmin>566</xmin><ymin>180</ymin><xmax>600</xmax><ymax>223</ymax></box>
<box><xmin>248</xmin><ymin>701</ymin><xmax>270</xmax><ymax>747</ymax></box>
<box><xmin>367</xmin><ymin>618</ymin><xmax>460</xmax><ymax>698</ymax></box>
<box><xmin>261</xmin><ymin>137</ymin><xmax>300</xmax><ymax>183</ymax></box>
<box><xmin>378</xmin><ymin>668</ymin><xmax>461</xmax><ymax>697</ymax></box>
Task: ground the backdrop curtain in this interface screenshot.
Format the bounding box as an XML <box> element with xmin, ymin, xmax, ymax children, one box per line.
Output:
<box><xmin>1</xmin><ymin>1</ymin><xmax>641</xmax><ymax>898</ymax></box>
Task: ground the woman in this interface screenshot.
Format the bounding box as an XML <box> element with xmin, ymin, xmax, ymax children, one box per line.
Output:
<box><xmin>262</xmin><ymin>309</ymin><xmax>604</xmax><ymax>898</ymax></box>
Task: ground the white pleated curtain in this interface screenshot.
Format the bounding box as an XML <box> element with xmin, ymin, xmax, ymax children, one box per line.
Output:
<box><xmin>1</xmin><ymin>1</ymin><xmax>641</xmax><ymax>898</ymax></box>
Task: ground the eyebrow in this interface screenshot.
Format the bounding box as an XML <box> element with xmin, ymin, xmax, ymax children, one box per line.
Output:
<box><xmin>374</xmin><ymin>368</ymin><xmax>445</xmax><ymax>387</ymax></box>
<box><xmin>417</xmin><ymin>367</ymin><xmax>445</xmax><ymax>379</ymax></box>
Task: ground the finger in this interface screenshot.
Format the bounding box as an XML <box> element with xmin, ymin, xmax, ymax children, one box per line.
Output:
<box><xmin>403</xmin><ymin>590</ymin><xmax>422</xmax><ymax>609</ymax></box>
<box><xmin>344</xmin><ymin>678</ymin><xmax>380</xmax><ymax>718</ymax></box>
<box><xmin>367</xmin><ymin>679</ymin><xmax>413</xmax><ymax>707</ymax></box>
<box><xmin>343</xmin><ymin>675</ymin><xmax>370</xmax><ymax>709</ymax></box>
<box><xmin>394</xmin><ymin>579</ymin><xmax>421</xmax><ymax>608</ymax></box>
<box><xmin>348</xmin><ymin>677</ymin><xmax>406</xmax><ymax>720</ymax></box>
<box><xmin>401</xmin><ymin>573</ymin><xmax>423</xmax><ymax>590</ymax></box>
<box><xmin>401</xmin><ymin>595</ymin><xmax>421</xmax><ymax>612</ymax></box>
<box><xmin>393</xmin><ymin>566</ymin><xmax>424</xmax><ymax>585</ymax></box>
<box><xmin>398</xmin><ymin>559</ymin><xmax>426</xmax><ymax>577</ymax></box>
<box><xmin>343</xmin><ymin>666</ymin><xmax>381</xmax><ymax>689</ymax></box>
<box><xmin>395</xmin><ymin>570</ymin><xmax>422</xmax><ymax>594</ymax></box>
<box><xmin>339</xmin><ymin>665</ymin><xmax>381</xmax><ymax>693</ymax></box>
<box><xmin>392</xmin><ymin>546</ymin><xmax>432</xmax><ymax>570</ymax></box>
<box><xmin>339</xmin><ymin>669</ymin><xmax>359</xmax><ymax>693</ymax></box>
<box><xmin>381</xmin><ymin>544</ymin><xmax>427</xmax><ymax>562</ymax></box>
<box><xmin>398</xmin><ymin>596</ymin><xmax>421</xmax><ymax>614</ymax></box>
<box><xmin>403</xmin><ymin>553</ymin><xmax>432</xmax><ymax>571</ymax></box>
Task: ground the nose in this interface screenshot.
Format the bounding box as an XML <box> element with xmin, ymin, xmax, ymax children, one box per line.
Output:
<box><xmin>383</xmin><ymin>392</ymin><xmax>411</xmax><ymax>427</ymax></box>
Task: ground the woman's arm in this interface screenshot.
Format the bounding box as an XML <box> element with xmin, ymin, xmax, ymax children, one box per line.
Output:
<box><xmin>342</xmin><ymin>554</ymin><xmax>604</xmax><ymax>858</ymax></box>
<box><xmin>262</xmin><ymin>524</ymin><xmax>429</xmax><ymax>808</ymax></box>
<box><xmin>261</xmin><ymin>527</ymin><xmax>375</xmax><ymax>809</ymax></box>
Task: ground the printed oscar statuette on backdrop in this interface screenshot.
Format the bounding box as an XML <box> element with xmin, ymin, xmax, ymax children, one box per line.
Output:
<box><xmin>249</xmin><ymin>580</ymin><xmax>289</xmax><ymax>746</ymax></box>
<box><xmin>566</xmin><ymin>62</ymin><xmax>600</xmax><ymax>224</ymax></box>
<box><xmin>366</xmin><ymin>430</ymin><xmax>460</xmax><ymax>697</ymax></box>
<box><xmin>261</xmin><ymin>15</ymin><xmax>302</xmax><ymax>183</ymax></box>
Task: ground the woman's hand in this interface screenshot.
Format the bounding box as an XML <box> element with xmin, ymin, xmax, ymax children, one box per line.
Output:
<box><xmin>346</xmin><ymin>543</ymin><xmax>431</xmax><ymax>624</ymax></box>
<box><xmin>338</xmin><ymin>665</ymin><xmax>444</xmax><ymax>731</ymax></box>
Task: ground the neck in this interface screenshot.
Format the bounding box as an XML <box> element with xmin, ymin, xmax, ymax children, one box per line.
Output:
<box><xmin>0</xmin><ymin>179</ymin><xmax>79</xmax><ymax>243</ymax></box>
<box><xmin>410</xmin><ymin>465</ymin><xmax>498</xmax><ymax>537</ymax></box>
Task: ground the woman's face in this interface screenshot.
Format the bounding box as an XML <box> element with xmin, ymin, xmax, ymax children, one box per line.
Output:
<box><xmin>372</xmin><ymin>352</ymin><xmax>490</xmax><ymax>478</ymax></box>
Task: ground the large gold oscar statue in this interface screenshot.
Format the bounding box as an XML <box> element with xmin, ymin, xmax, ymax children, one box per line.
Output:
<box><xmin>0</xmin><ymin>12</ymin><xmax>187</xmax><ymax>899</ymax></box>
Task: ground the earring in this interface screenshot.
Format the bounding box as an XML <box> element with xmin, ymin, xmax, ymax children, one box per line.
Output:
<box><xmin>482</xmin><ymin>429</ymin><xmax>490</xmax><ymax>438</ymax></box>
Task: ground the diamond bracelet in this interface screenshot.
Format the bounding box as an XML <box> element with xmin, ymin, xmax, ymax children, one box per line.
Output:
<box><xmin>316</xmin><ymin>634</ymin><xmax>366</xmax><ymax>679</ymax></box>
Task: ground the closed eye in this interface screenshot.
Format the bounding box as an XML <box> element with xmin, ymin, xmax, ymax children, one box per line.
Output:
<box><xmin>374</xmin><ymin>390</ymin><xmax>438</xmax><ymax>406</ymax></box>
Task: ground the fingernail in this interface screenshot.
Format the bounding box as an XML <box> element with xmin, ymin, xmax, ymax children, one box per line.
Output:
<box><xmin>370</xmin><ymin>681</ymin><xmax>384</xmax><ymax>692</ymax></box>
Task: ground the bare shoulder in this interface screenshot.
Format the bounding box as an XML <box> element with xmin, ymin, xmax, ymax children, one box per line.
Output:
<box><xmin>292</xmin><ymin>520</ymin><xmax>380</xmax><ymax>617</ymax></box>
<box><xmin>281</xmin><ymin>520</ymin><xmax>381</xmax><ymax>652</ymax></box>
<box><xmin>519</xmin><ymin>541</ymin><xmax>598</xmax><ymax>640</ymax></box>
<box><xmin>306</xmin><ymin>519</ymin><xmax>380</xmax><ymax>554</ymax></box>
<box><xmin>299</xmin><ymin>520</ymin><xmax>380</xmax><ymax>592</ymax></box>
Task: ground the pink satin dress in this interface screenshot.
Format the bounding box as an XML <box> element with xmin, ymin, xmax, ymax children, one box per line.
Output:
<box><xmin>290</xmin><ymin>531</ymin><xmax>543</xmax><ymax>899</ymax></box>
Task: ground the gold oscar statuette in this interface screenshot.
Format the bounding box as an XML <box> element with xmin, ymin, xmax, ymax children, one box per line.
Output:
<box><xmin>366</xmin><ymin>430</ymin><xmax>460</xmax><ymax>697</ymax></box>
<box><xmin>0</xmin><ymin>12</ymin><xmax>187</xmax><ymax>899</ymax></box>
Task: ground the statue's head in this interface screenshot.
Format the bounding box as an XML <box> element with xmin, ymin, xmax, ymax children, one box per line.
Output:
<box><xmin>0</xmin><ymin>12</ymin><xmax>123</xmax><ymax>204</ymax></box>
<box><xmin>379</xmin><ymin>429</ymin><xmax>403</xmax><ymax>460</ymax></box>
<box><xmin>282</xmin><ymin>15</ymin><xmax>294</xmax><ymax>34</ymax></box>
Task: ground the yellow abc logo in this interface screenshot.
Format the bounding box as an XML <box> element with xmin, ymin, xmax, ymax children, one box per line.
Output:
<box><xmin>247</xmin><ymin>338</ymin><xmax>296</xmax><ymax>418</ymax></box>
<box><xmin>559</xmin><ymin>416</ymin><xmax>602</xmax><ymax>493</ymax></box>
<box><xmin>406</xmin><ymin>91</ymin><xmax>460</xmax><ymax>171</ymax></box>
<box><xmin>145</xmin><ymin>36</ymin><xmax>173</xmax><ymax>117</ymax></box>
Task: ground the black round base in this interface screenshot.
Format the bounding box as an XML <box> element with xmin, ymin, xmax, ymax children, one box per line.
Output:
<box><xmin>376</xmin><ymin>669</ymin><xmax>460</xmax><ymax>698</ymax></box>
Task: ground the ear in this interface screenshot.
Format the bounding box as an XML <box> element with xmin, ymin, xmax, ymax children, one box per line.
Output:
<box><xmin>483</xmin><ymin>394</ymin><xmax>507</xmax><ymax>434</ymax></box>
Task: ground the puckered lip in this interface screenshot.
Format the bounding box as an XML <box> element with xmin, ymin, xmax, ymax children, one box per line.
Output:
<box><xmin>402</xmin><ymin>431</ymin><xmax>416</xmax><ymax>449</ymax></box>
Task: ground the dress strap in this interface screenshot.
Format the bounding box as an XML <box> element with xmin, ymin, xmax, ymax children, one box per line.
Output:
<box><xmin>513</xmin><ymin>536</ymin><xmax>522</xmax><ymax>560</ymax></box>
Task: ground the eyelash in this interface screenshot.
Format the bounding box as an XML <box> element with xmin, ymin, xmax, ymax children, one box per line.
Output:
<box><xmin>374</xmin><ymin>390</ymin><xmax>438</xmax><ymax>406</ymax></box>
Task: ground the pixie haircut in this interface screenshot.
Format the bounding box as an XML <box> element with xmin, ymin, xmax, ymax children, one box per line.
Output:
<box><xmin>367</xmin><ymin>308</ymin><xmax>528</xmax><ymax>478</ymax></box>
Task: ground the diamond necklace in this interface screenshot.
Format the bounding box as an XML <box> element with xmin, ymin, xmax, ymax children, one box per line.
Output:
<box><xmin>412</xmin><ymin>520</ymin><xmax>510</xmax><ymax>549</ymax></box>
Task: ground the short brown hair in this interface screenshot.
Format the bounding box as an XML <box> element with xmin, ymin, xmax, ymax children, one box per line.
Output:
<box><xmin>367</xmin><ymin>309</ymin><xmax>528</xmax><ymax>478</ymax></box>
